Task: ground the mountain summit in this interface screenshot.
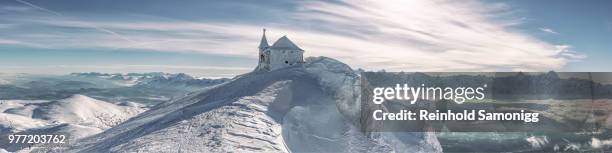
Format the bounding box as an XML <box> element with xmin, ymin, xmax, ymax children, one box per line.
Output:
<box><xmin>257</xmin><ymin>30</ymin><xmax>305</xmax><ymax>71</ymax></box>
<box><xmin>66</xmin><ymin>57</ymin><xmax>441</xmax><ymax>153</ymax></box>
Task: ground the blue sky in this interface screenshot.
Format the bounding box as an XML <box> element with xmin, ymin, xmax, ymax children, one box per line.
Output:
<box><xmin>0</xmin><ymin>0</ymin><xmax>610</xmax><ymax>77</ymax></box>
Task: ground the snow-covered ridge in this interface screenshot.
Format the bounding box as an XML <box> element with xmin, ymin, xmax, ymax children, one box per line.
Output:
<box><xmin>66</xmin><ymin>56</ymin><xmax>442</xmax><ymax>153</ymax></box>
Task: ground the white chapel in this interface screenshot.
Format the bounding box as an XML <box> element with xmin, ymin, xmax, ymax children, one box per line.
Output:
<box><xmin>256</xmin><ymin>29</ymin><xmax>304</xmax><ymax>71</ymax></box>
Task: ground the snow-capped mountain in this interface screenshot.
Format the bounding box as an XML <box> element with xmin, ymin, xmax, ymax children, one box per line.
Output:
<box><xmin>71</xmin><ymin>72</ymin><xmax>167</xmax><ymax>80</ymax></box>
<box><xmin>0</xmin><ymin>95</ymin><xmax>146</xmax><ymax>152</ymax></box>
<box><xmin>135</xmin><ymin>73</ymin><xmax>229</xmax><ymax>90</ymax></box>
<box><xmin>71</xmin><ymin>72</ymin><xmax>229</xmax><ymax>89</ymax></box>
<box><xmin>66</xmin><ymin>57</ymin><xmax>442</xmax><ymax>153</ymax></box>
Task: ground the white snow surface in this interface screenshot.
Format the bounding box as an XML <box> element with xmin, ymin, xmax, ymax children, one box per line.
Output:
<box><xmin>63</xmin><ymin>56</ymin><xmax>441</xmax><ymax>152</ymax></box>
<box><xmin>0</xmin><ymin>95</ymin><xmax>146</xmax><ymax>152</ymax></box>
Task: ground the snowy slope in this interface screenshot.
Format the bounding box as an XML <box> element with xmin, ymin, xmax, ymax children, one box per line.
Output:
<box><xmin>66</xmin><ymin>57</ymin><xmax>442</xmax><ymax>153</ymax></box>
<box><xmin>0</xmin><ymin>95</ymin><xmax>146</xmax><ymax>152</ymax></box>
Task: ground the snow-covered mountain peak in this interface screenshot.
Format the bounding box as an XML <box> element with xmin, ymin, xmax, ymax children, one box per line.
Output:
<box><xmin>64</xmin><ymin>56</ymin><xmax>441</xmax><ymax>153</ymax></box>
<box><xmin>28</xmin><ymin>95</ymin><xmax>145</xmax><ymax>129</ymax></box>
<box><xmin>59</xmin><ymin>94</ymin><xmax>96</xmax><ymax>103</ymax></box>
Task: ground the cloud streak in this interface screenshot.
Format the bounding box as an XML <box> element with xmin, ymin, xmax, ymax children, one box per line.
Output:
<box><xmin>1</xmin><ymin>0</ymin><xmax>585</xmax><ymax>72</ymax></box>
<box><xmin>13</xmin><ymin>0</ymin><xmax>137</xmax><ymax>43</ymax></box>
<box><xmin>539</xmin><ymin>27</ymin><xmax>559</xmax><ymax>34</ymax></box>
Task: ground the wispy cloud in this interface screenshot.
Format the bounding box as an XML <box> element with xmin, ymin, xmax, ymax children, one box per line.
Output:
<box><xmin>0</xmin><ymin>39</ymin><xmax>26</xmax><ymax>45</ymax></box>
<box><xmin>13</xmin><ymin>0</ymin><xmax>137</xmax><ymax>44</ymax></box>
<box><xmin>1</xmin><ymin>0</ymin><xmax>585</xmax><ymax>72</ymax></box>
<box><xmin>539</xmin><ymin>27</ymin><xmax>559</xmax><ymax>34</ymax></box>
<box><xmin>554</xmin><ymin>45</ymin><xmax>585</xmax><ymax>61</ymax></box>
<box><xmin>0</xmin><ymin>38</ymin><xmax>49</xmax><ymax>48</ymax></box>
<box><xmin>14</xmin><ymin>0</ymin><xmax>60</xmax><ymax>16</ymax></box>
<box><xmin>0</xmin><ymin>5</ymin><xmax>31</xmax><ymax>12</ymax></box>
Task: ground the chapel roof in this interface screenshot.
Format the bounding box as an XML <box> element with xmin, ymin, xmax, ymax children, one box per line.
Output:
<box><xmin>258</xmin><ymin>29</ymin><xmax>269</xmax><ymax>49</ymax></box>
<box><xmin>270</xmin><ymin>36</ymin><xmax>303</xmax><ymax>51</ymax></box>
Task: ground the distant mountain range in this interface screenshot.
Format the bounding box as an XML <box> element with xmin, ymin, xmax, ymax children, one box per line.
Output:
<box><xmin>71</xmin><ymin>72</ymin><xmax>230</xmax><ymax>89</ymax></box>
<box><xmin>0</xmin><ymin>73</ymin><xmax>230</xmax><ymax>105</ymax></box>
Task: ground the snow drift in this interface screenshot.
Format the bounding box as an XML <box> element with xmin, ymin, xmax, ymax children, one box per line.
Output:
<box><xmin>65</xmin><ymin>57</ymin><xmax>441</xmax><ymax>152</ymax></box>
